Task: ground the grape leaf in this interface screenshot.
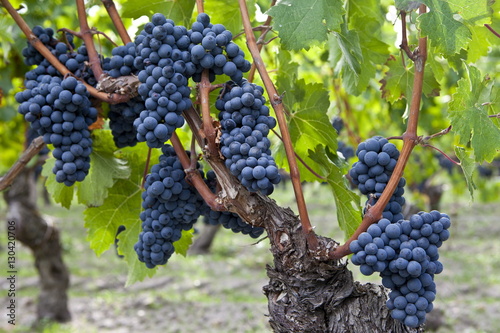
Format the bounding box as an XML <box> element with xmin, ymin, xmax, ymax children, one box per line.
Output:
<box><xmin>329</xmin><ymin>15</ymin><xmax>389</xmax><ymax>96</ymax></box>
<box><xmin>447</xmin><ymin>0</ymin><xmax>491</xmax><ymax>25</ymax></box>
<box><xmin>267</xmin><ymin>0</ymin><xmax>344</xmax><ymax>50</ymax></box>
<box><xmin>76</xmin><ymin>130</ymin><xmax>130</xmax><ymax>207</ymax></box>
<box><xmin>41</xmin><ymin>156</ymin><xmax>75</xmax><ymax>209</ymax></box>
<box><xmin>329</xmin><ymin>26</ymin><xmax>363</xmax><ymax>88</ymax></box>
<box><xmin>120</xmin><ymin>0</ymin><xmax>195</xmax><ymax>27</ymax></box>
<box><xmin>174</xmin><ymin>229</ymin><xmax>194</xmax><ymax>257</ymax></box>
<box><xmin>449</xmin><ymin>65</ymin><xmax>500</xmax><ymax>163</ymax></box>
<box><xmin>84</xmin><ymin>143</ymin><xmax>160</xmax><ymax>285</ymax></box>
<box><xmin>454</xmin><ymin>147</ymin><xmax>476</xmax><ymax>198</ymax></box>
<box><xmin>205</xmin><ymin>0</ymin><xmax>255</xmax><ymax>36</ymax></box>
<box><xmin>380</xmin><ymin>56</ymin><xmax>440</xmax><ymax>104</ymax></box>
<box><xmin>418</xmin><ymin>0</ymin><xmax>472</xmax><ymax>57</ymax></box>
<box><xmin>309</xmin><ymin>146</ymin><xmax>362</xmax><ymax>239</ymax></box>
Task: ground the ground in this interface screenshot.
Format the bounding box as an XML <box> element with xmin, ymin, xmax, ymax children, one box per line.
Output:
<box><xmin>1</xmin><ymin>183</ymin><xmax>500</xmax><ymax>333</ymax></box>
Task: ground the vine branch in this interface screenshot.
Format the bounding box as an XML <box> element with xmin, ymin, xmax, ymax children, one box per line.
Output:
<box><xmin>247</xmin><ymin>0</ymin><xmax>276</xmax><ymax>82</ymax></box>
<box><xmin>170</xmin><ymin>132</ymin><xmax>224</xmax><ymax>211</ymax></box>
<box><xmin>101</xmin><ymin>0</ymin><xmax>132</xmax><ymax>44</ymax></box>
<box><xmin>238</xmin><ymin>0</ymin><xmax>318</xmax><ymax>250</ymax></box>
<box><xmin>330</xmin><ymin>5</ymin><xmax>428</xmax><ymax>260</ymax></box>
<box><xmin>76</xmin><ymin>0</ymin><xmax>103</xmax><ymax>81</ymax></box>
<box><xmin>0</xmin><ymin>136</ymin><xmax>46</xmax><ymax>191</ymax></box>
<box><xmin>1</xmin><ymin>0</ymin><xmax>131</xmax><ymax>104</ymax></box>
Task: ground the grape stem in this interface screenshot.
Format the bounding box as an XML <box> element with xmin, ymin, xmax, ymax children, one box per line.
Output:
<box><xmin>0</xmin><ymin>136</ymin><xmax>46</xmax><ymax>191</ymax></box>
<box><xmin>247</xmin><ymin>0</ymin><xmax>276</xmax><ymax>83</ymax></box>
<box><xmin>421</xmin><ymin>144</ymin><xmax>460</xmax><ymax>166</ymax></box>
<box><xmin>195</xmin><ymin>0</ymin><xmax>204</xmax><ymax>15</ymax></box>
<box><xmin>101</xmin><ymin>0</ymin><xmax>132</xmax><ymax>44</ymax></box>
<box><xmin>238</xmin><ymin>0</ymin><xmax>318</xmax><ymax>251</ymax></box>
<box><xmin>141</xmin><ymin>147</ymin><xmax>153</xmax><ymax>189</ymax></box>
<box><xmin>198</xmin><ymin>69</ymin><xmax>220</xmax><ymax>159</ymax></box>
<box><xmin>485</xmin><ymin>24</ymin><xmax>500</xmax><ymax>39</ymax></box>
<box><xmin>330</xmin><ymin>5</ymin><xmax>428</xmax><ymax>260</ymax></box>
<box><xmin>0</xmin><ymin>0</ymin><xmax>131</xmax><ymax>104</ymax></box>
<box><xmin>400</xmin><ymin>11</ymin><xmax>417</xmax><ymax>61</ymax></box>
<box><xmin>57</xmin><ymin>27</ymin><xmax>119</xmax><ymax>47</ymax></box>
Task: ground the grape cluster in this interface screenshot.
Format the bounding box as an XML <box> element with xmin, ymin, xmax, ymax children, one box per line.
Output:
<box><xmin>189</xmin><ymin>13</ymin><xmax>251</xmax><ymax>83</ymax></box>
<box><xmin>202</xmin><ymin>170</ymin><xmax>264</xmax><ymax>238</ymax></box>
<box><xmin>132</xmin><ymin>13</ymin><xmax>194</xmax><ymax>148</ymax></box>
<box><xmin>108</xmin><ymin>98</ymin><xmax>144</xmax><ymax>148</ymax></box>
<box><xmin>350</xmin><ymin>211</ymin><xmax>451</xmax><ymax>327</ymax></box>
<box><xmin>16</xmin><ymin>76</ymin><xmax>97</xmax><ymax>185</ymax></box>
<box><xmin>215</xmin><ymin>80</ymin><xmax>280</xmax><ymax>195</ymax></box>
<box><xmin>349</xmin><ymin>136</ymin><xmax>405</xmax><ymax>223</ymax></box>
<box><xmin>134</xmin><ymin>145</ymin><xmax>205</xmax><ymax>268</ymax></box>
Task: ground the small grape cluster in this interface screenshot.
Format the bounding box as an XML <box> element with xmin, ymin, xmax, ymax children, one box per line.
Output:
<box><xmin>16</xmin><ymin>76</ymin><xmax>97</xmax><ymax>186</ymax></box>
<box><xmin>349</xmin><ymin>136</ymin><xmax>405</xmax><ymax>223</ymax></box>
<box><xmin>216</xmin><ymin>80</ymin><xmax>281</xmax><ymax>195</ymax></box>
<box><xmin>134</xmin><ymin>145</ymin><xmax>205</xmax><ymax>268</ymax></box>
<box><xmin>190</xmin><ymin>13</ymin><xmax>251</xmax><ymax>83</ymax></box>
<box><xmin>202</xmin><ymin>170</ymin><xmax>264</xmax><ymax>238</ymax></box>
<box><xmin>350</xmin><ymin>211</ymin><xmax>451</xmax><ymax>327</ymax></box>
<box><xmin>132</xmin><ymin>13</ymin><xmax>194</xmax><ymax>148</ymax></box>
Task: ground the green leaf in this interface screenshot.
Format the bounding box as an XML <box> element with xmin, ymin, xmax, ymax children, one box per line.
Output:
<box><xmin>41</xmin><ymin>156</ymin><xmax>75</xmax><ymax>209</ymax></box>
<box><xmin>205</xmin><ymin>0</ymin><xmax>255</xmax><ymax>36</ymax></box>
<box><xmin>418</xmin><ymin>0</ymin><xmax>472</xmax><ymax>57</ymax></box>
<box><xmin>449</xmin><ymin>65</ymin><xmax>500</xmax><ymax>162</ymax></box>
<box><xmin>380</xmin><ymin>56</ymin><xmax>440</xmax><ymax>104</ymax></box>
<box><xmin>329</xmin><ymin>15</ymin><xmax>390</xmax><ymax>96</ymax></box>
<box><xmin>330</xmin><ymin>27</ymin><xmax>363</xmax><ymax>84</ymax></box>
<box><xmin>267</xmin><ymin>0</ymin><xmax>344</xmax><ymax>50</ymax></box>
<box><xmin>76</xmin><ymin>130</ymin><xmax>130</xmax><ymax>207</ymax></box>
<box><xmin>454</xmin><ymin>147</ymin><xmax>476</xmax><ymax>198</ymax></box>
<box><xmin>120</xmin><ymin>0</ymin><xmax>195</xmax><ymax>26</ymax></box>
<box><xmin>309</xmin><ymin>146</ymin><xmax>362</xmax><ymax>239</ymax></box>
<box><xmin>274</xmin><ymin>81</ymin><xmax>338</xmax><ymax>181</ymax></box>
<box><xmin>174</xmin><ymin>229</ymin><xmax>194</xmax><ymax>257</ymax></box>
<box><xmin>447</xmin><ymin>0</ymin><xmax>491</xmax><ymax>26</ymax></box>
<box><xmin>83</xmin><ymin>143</ymin><xmax>159</xmax><ymax>284</ymax></box>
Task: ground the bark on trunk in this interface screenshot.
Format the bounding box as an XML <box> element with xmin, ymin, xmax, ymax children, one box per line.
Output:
<box><xmin>3</xmin><ymin>168</ymin><xmax>71</xmax><ymax>323</ymax></box>
<box><xmin>262</xmin><ymin>204</ymin><xmax>423</xmax><ymax>333</ymax></box>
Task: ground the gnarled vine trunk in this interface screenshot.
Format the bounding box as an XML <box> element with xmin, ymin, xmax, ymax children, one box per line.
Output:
<box><xmin>3</xmin><ymin>168</ymin><xmax>71</xmax><ymax>323</ymax></box>
<box><xmin>262</xmin><ymin>204</ymin><xmax>423</xmax><ymax>333</ymax></box>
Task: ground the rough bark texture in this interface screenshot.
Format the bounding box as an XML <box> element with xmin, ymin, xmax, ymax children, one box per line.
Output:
<box><xmin>257</xmin><ymin>199</ymin><xmax>423</xmax><ymax>333</ymax></box>
<box><xmin>3</xmin><ymin>169</ymin><xmax>71</xmax><ymax>323</ymax></box>
<box><xmin>184</xmin><ymin>111</ymin><xmax>425</xmax><ymax>332</ymax></box>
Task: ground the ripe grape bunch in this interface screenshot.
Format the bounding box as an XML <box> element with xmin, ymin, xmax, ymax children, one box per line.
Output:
<box><xmin>216</xmin><ymin>80</ymin><xmax>281</xmax><ymax>195</ymax></box>
<box><xmin>134</xmin><ymin>145</ymin><xmax>206</xmax><ymax>268</ymax></box>
<box><xmin>349</xmin><ymin>211</ymin><xmax>451</xmax><ymax>328</ymax></box>
<box><xmin>16</xmin><ymin>75</ymin><xmax>97</xmax><ymax>186</ymax></box>
<box><xmin>202</xmin><ymin>170</ymin><xmax>264</xmax><ymax>238</ymax></box>
<box><xmin>349</xmin><ymin>136</ymin><xmax>405</xmax><ymax>223</ymax></box>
